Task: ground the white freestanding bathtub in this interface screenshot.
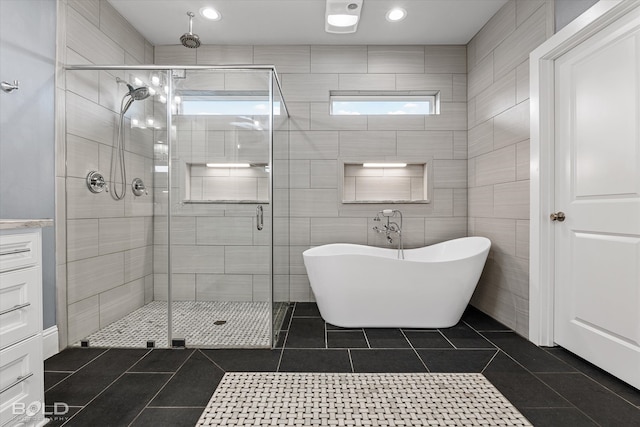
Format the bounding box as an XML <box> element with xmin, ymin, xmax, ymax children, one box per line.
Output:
<box><xmin>302</xmin><ymin>237</ymin><xmax>491</xmax><ymax>328</ymax></box>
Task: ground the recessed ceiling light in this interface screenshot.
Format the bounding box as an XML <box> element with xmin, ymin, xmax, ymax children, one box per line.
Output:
<box><xmin>386</xmin><ymin>7</ymin><xmax>407</xmax><ymax>22</ymax></box>
<box><xmin>200</xmin><ymin>7</ymin><xmax>221</xmax><ymax>20</ymax></box>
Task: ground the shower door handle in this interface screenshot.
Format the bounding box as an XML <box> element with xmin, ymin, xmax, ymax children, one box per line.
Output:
<box><xmin>256</xmin><ymin>205</ymin><xmax>264</xmax><ymax>231</ymax></box>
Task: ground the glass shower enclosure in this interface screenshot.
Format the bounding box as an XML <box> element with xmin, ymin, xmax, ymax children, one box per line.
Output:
<box><xmin>63</xmin><ymin>65</ymin><xmax>289</xmax><ymax>349</ymax></box>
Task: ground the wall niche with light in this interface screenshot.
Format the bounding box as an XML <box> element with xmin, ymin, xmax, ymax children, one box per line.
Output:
<box><xmin>184</xmin><ymin>163</ymin><xmax>269</xmax><ymax>203</ymax></box>
<box><xmin>340</xmin><ymin>159</ymin><xmax>432</xmax><ymax>204</ymax></box>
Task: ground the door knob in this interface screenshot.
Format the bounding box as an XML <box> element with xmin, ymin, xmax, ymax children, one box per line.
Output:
<box><xmin>550</xmin><ymin>212</ymin><xmax>566</xmax><ymax>222</ymax></box>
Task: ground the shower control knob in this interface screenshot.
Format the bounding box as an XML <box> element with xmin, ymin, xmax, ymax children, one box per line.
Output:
<box><xmin>131</xmin><ymin>178</ymin><xmax>147</xmax><ymax>196</ymax></box>
<box><xmin>86</xmin><ymin>171</ymin><xmax>107</xmax><ymax>193</ymax></box>
<box><xmin>550</xmin><ymin>211</ymin><xmax>565</xmax><ymax>222</ymax></box>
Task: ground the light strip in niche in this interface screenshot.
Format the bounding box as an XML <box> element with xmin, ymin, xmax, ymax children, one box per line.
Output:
<box><xmin>362</xmin><ymin>163</ymin><xmax>407</xmax><ymax>168</ymax></box>
<box><xmin>206</xmin><ymin>163</ymin><xmax>251</xmax><ymax>168</ymax></box>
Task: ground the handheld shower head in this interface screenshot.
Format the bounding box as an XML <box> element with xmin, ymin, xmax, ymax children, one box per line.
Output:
<box><xmin>129</xmin><ymin>86</ymin><xmax>150</xmax><ymax>101</ymax></box>
<box><xmin>116</xmin><ymin>78</ymin><xmax>150</xmax><ymax>114</ymax></box>
<box><xmin>116</xmin><ymin>77</ymin><xmax>150</xmax><ymax>101</ymax></box>
<box><xmin>180</xmin><ymin>12</ymin><xmax>201</xmax><ymax>48</ymax></box>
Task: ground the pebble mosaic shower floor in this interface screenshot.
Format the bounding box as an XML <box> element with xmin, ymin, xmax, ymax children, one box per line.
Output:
<box><xmin>197</xmin><ymin>372</ymin><xmax>533</xmax><ymax>426</ymax></box>
<box><xmin>74</xmin><ymin>301</ymin><xmax>271</xmax><ymax>348</ymax></box>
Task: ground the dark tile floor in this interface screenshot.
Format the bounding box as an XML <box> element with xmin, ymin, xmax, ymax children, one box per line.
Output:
<box><xmin>44</xmin><ymin>303</ymin><xmax>640</xmax><ymax>426</ymax></box>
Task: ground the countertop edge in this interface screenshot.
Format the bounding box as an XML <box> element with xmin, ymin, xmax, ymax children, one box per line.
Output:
<box><xmin>0</xmin><ymin>219</ymin><xmax>54</xmax><ymax>230</ymax></box>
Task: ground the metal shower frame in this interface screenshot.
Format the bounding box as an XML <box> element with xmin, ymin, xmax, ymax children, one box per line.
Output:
<box><xmin>65</xmin><ymin>64</ymin><xmax>290</xmax><ymax>348</ymax></box>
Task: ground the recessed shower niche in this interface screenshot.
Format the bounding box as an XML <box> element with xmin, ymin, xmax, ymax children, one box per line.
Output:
<box><xmin>183</xmin><ymin>163</ymin><xmax>269</xmax><ymax>203</ymax></box>
<box><xmin>341</xmin><ymin>160</ymin><xmax>433</xmax><ymax>203</ymax></box>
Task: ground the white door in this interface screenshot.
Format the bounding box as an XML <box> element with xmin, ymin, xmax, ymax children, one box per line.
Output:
<box><xmin>554</xmin><ymin>7</ymin><xmax>640</xmax><ymax>389</ymax></box>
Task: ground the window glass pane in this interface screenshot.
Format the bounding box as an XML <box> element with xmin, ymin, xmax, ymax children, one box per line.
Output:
<box><xmin>330</xmin><ymin>93</ymin><xmax>438</xmax><ymax>116</ymax></box>
<box><xmin>332</xmin><ymin>100</ymin><xmax>431</xmax><ymax>115</ymax></box>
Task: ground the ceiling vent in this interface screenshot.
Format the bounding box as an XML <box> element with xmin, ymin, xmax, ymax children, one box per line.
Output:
<box><xmin>325</xmin><ymin>0</ymin><xmax>363</xmax><ymax>34</ymax></box>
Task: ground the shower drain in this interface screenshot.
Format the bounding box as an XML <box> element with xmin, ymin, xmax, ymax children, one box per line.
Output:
<box><xmin>214</xmin><ymin>320</ymin><xmax>227</xmax><ymax>325</ymax></box>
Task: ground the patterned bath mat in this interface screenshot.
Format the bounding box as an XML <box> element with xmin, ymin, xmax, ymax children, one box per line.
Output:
<box><xmin>197</xmin><ymin>372</ymin><xmax>532</xmax><ymax>426</ymax></box>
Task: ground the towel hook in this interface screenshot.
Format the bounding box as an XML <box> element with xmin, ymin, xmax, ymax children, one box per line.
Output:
<box><xmin>1</xmin><ymin>80</ymin><xmax>19</xmax><ymax>93</ymax></box>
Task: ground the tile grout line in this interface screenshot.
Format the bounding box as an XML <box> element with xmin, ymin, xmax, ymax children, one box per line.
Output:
<box><xmin>197</xmin><ymin>349</ymin><xmax>227</xmax><ymax>373</ymax></box>
<box><xmin>469</xmin><ymin>326</ymin><xmax>599</xmax><ymax>426</ymax></box>
<box><xmin>540</xmin><ymin>347</ymin><xmax>640</xmax><ymax>409</ymax></box>
<box><xmin>528</xmin><ymin>372</ymin><xmax>604</xmax><ymax>427</ymax></box>
<box><xmin>462</xmin><ymin>324</ymin><xmax>596</xmax><ymax>425</ymax></box>
<box><xmin>347</xmin><ymin>349</ymin><xmax>354</xmax><ymax>373</ymax></box>
<box><xmin>362</xmin><ymin>329</ymin><xmax>371</xmax><ymax>349</ymax></box>
<box><xmin>59</xmin><ymin>349</ymin><xmax>152</xmax><ymax>427</ymax></box>
<box><xmin>324</xmin><ymin>319</ymin><xmax>328</xmax><ymax>349</ymax></box>
<box><xmin>45</xmin><ymin>348</ymin><xmax>111</xmax><ymax>393</ymax></box>
<box><xmin>276</xmin><ymin>303</ymin><xmax>296</xmax><ymax>372</ymax></box>
<box><xmin>480</xmin><ymin>349</ymin><xmax>500</xmax><ymax>374</ymax></box>
<box><xmin>400</xmin><ymin>329</ymin><xmax>430</xmax><ymax>373</ymax></box>
<box><xmin>127</xmin><ymin>349</ymin><xmax>198</xmax><ymax>427</ymax></box>
<box><xmin>437</xmin><ymin>328</ymin><xmax>458</xmax><ymax>349</ymax></box>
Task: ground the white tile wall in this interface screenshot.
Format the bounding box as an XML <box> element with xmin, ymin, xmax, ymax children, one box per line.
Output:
<box><xmin>467</xmin><ymin>0</ymin><xmax>553</xmax><ymax>337</ymax></box>
<box><xmin>61</xmin><ymin>0</ymin><xmax>156</xmax><ymax>344</ymax></box>
<box><xmin>67</xmin><ymin>296</ymin><xmax>99</xmax><ymax>345</ymax></box>
<box><xmin>172</xmin><ymin>245</ymin><xmax>225</xmax><ymax>274</ymax></box>
<box><xmin>196</xmin><ymin>45</ymin><xmax>254</xmax><ymax>65</ymax></box>
<box><xmin>424</xmin><ymin>46</ymin><xmax>467</xmax><ymax>74</ymax></box>
<box><xmin>475</xmin><ymin>71</ymin><xmax>517</xmax><ymax>123</ymax></box>
<box><xmin>66</xmin><ymin>6</ymin><xmax>124</xmax><ymax>65</ymax></box>
<box><xmin>493</xmin><ymin>100</ymin><xmax>530</xmax><ymax>149</ymax></box>
<box><xmin>339</xmin><ymin>74</ymin><xmax>396</xmax><ymax>90</ymax></box>
<box><xmin>197</xmin><ymin>217</ymin><xmax>253</xmax><ymax>245</ymax></box>
<box><xmin>310</xmin><ymin>218</ymin><xmax>368</xmax><ymax>245</ymax></box>
<box><xmin>310</xmin><ymin>46</ymin><xmax>368</xmax><ymax>73</ymax></box>
<box><xmin>67</xmin><ymin>252</ymin><xmax>124</xmax><ymax>304</ymax></box>
<box><xmin>396</xmin><ymin>131</ymin><xmax>453</xmax><ymax>159</ymax></box>
<box><xmin>474</xmin><ymin>0</ymin><xmax>516</xmax><ymax>63</ymax></box>
<box><xmin>98</xmin><ymin>278</ymin><xmax>145</xmax><ymax>327</ymax></box>
<box><xmin>124</xmin><ymin>246</ymin><xmax>153</xmax><ymax>283</ymax></box>
<box><xmin>367</xmin><ymin>46</ymin><xmax>425</xmax><ymax>73</ymax></box>
<box><xmin>475</xmin><ymin>145</ymin><xmax>516</xmax><ymax>187</ymax></box>
<box><xmin>67</xmin><ymin>0</ymin><xmax>99</xmax><ymax>26</ymax></box>
<box><xmin>225</xmin><ymin>246</ymin><xmax>270</xmax><ymax>275</ymax></box>
<box><xmin>254</xmin><ymin>46</ymin><xmax>311</xmax><ymax>73</ymax></box>
<box><xmin>153</xmin><ymin>274</ymin><xmax>196</xmax><ymax>301</ymax></box>
<box><xmin>145</xmin><ymin>41</ymin><xmax>469</xmax><ymax>306</ymax></box>
<box><xmin>99</xmin><ymin>1</ymin><xmax>145</xmax><ymax>60</ymax></box>
<box><xmin>196</xmin><ymin>274</ymin><xmax>253</xmax><ymax>302</ymax></box>
<box><xmin>66</xmin><ymin>219</ymin><xmax>99</xmax><ymax>262</ymax></box>
<box><xmin>339</xmin><ymin>131</ymin><xmax>396</xmax><ymax>157</ymax></box>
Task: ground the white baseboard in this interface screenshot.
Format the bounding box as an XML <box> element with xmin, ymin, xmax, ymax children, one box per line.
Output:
<box><xmin>43</xmin><ymin>326</ymin><xmax>59</xmax><ymax>360</ymax></box>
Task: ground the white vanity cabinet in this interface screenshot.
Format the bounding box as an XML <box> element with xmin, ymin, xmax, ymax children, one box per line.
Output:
<box><xmin>0</xmin><ymin>223</ymin><xmax>49</xmax><ymax>427</ymax></box>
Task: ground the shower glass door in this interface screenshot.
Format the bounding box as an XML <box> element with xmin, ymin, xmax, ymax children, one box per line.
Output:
<box><xmin>168</xmin><ymin>69</ymin><xmax>274</xmax><ymax>348</ymax></box>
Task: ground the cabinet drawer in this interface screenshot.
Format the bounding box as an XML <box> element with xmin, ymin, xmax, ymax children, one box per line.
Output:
<box><xmin>0</xmin><ymin>268</ymin><xmax>41</xmax><ymax>349</ymax></box>
<box><xmin>0</xmin><ymin>335</ymin><xmax>44</xmax><ymax>427</ymax></box>
<box><xmin>0</xmin><ymin>233</ymin><xmax>40</xmax><ymax>274</ymax></box>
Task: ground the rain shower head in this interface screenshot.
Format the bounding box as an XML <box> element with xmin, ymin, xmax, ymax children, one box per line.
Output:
<box><xmin>180</xmin><ymin>12</ymin><xmax>201</xmax><ymax>48</ymax></box>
